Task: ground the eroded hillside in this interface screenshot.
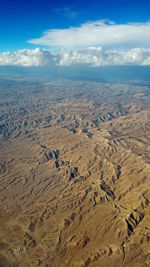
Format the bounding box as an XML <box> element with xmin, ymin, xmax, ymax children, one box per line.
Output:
<box><xmin>0</xmin><ymin>79</ymin><xmax>150</xmax><ymax>267</ymax></box>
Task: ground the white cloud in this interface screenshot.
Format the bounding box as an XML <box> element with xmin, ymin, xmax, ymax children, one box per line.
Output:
<box><xmin>0</xmin><ymin>47</ymin><xmax>150</xmax><ymax>67</ymax></box>
<box><xmin>58</xmin><ymin>47</ymin><xmax>150</xmax><ymax>66</ymax></box>
<box><xmin>2</xmin><ymin>20</ymin><xmax>150</xmax><ymax>67</ymax></box>
<box><xmin>28</xmin><ymin>20</ymin><xmax>150</xmax><ymax>49</ymax></box>
<box><xmin>0</xmin><ymin>48</ymin><xmax>54</xmax><ymax>66</ymax></box>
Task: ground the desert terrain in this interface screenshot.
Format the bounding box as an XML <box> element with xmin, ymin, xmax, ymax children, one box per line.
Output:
<box><xmin>0</xmin><ymin>78</ymin><xmax>150</xmax><ymax>267</ymax></box>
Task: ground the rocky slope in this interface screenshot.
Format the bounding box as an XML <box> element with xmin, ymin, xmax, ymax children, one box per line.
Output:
<box><xmin>0</xmin><ymin>79</ymin><xmax>150</xmax><ymax>267</ymax></box>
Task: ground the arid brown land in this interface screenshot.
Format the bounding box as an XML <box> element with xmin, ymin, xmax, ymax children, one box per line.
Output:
<box><xmin>0</xmin><ymin>79</ymin><xmax>150</xmax><ymax>267</ymax></box>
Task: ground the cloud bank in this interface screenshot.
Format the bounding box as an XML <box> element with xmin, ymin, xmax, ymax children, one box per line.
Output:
<box><xmin>28</xmin><ymin>20</ymin><xmax>150</xmax><ymax>49</ymax></box>
<box><xmin>0</xmin><ymin>48</ymin><xmax>54</xmax><ymax>67</ymax></box>
<box><xmin>1</xmin><ymin>20</ymin><xmax>150</xmax><ymax>67</ymax></box>
<box><xmin>0</xmin><ymin>47</ymin><xmax>150</xmax><ymax>67</ymax></box>
<box><xmin>58</xmin><ymin>47</ymin><xmax>150</xmax><ymax>66</ymax></box>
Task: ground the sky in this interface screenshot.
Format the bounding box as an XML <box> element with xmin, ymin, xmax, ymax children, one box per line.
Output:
<box><xmin>0</xmin><ymin>0</ymin><xmax>150</xmax><ymax>67</ymax></box>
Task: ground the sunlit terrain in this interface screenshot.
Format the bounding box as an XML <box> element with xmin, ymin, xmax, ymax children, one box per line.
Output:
<box><xmin>0</xmin><ymin>78</ymin><xmax>150</xmax><ymax>267</ymax></box>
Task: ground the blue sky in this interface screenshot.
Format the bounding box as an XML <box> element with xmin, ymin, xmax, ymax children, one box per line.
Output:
<box><xmin>0</xmin><ymin>0</ymin><xmax>150</xmax><ymax>67</ymax></box>
<box><xmin>0</xmin><ymin>0</ymin><xmax>150</xmax><ymax>51</ymax></box>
